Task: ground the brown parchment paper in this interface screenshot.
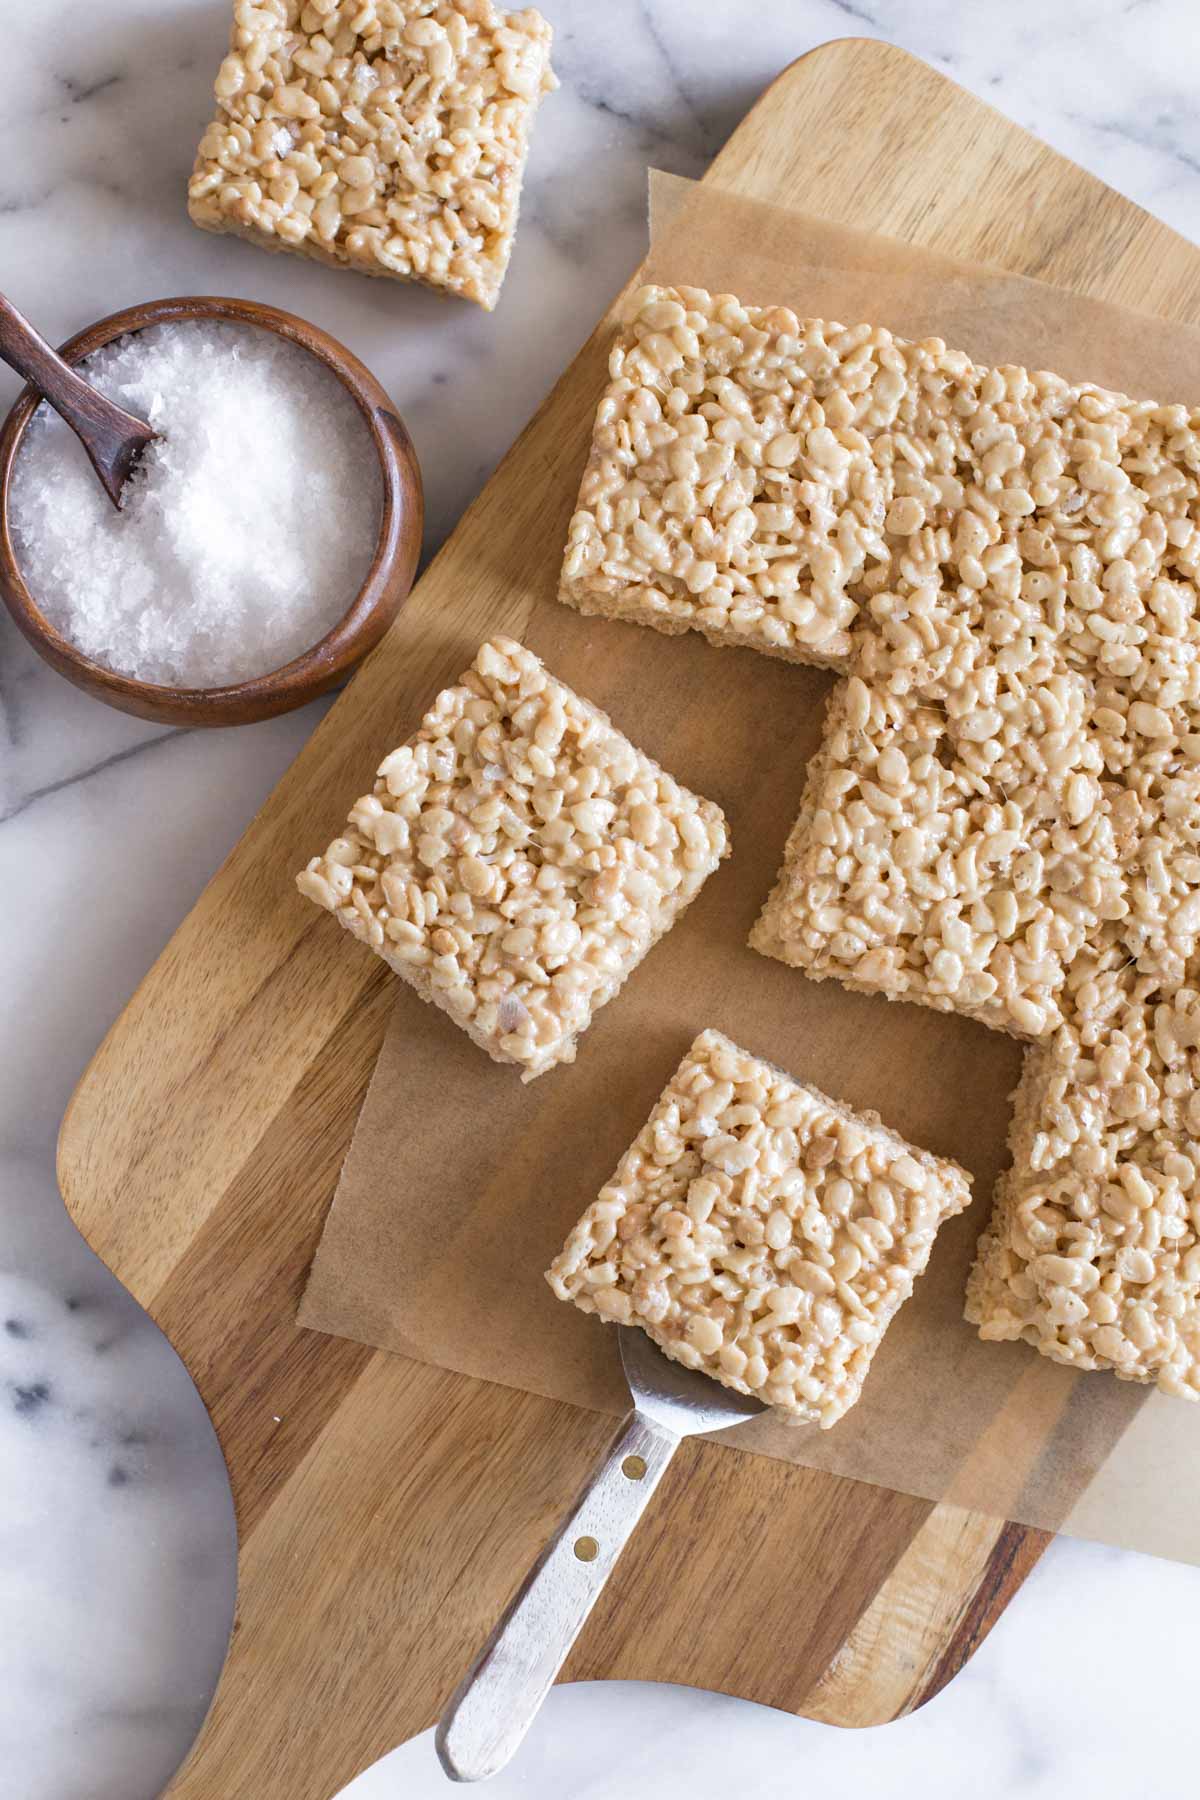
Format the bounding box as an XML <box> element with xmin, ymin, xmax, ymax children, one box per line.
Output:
<box><xmin>302</xmin><ymin>173</ymin><xmax>1200</xmax><ymax>1564</ymax></box>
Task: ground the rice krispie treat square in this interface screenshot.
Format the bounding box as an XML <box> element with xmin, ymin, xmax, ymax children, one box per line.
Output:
<box><xmin>561</xmin><ymin>284</ymin><xmax>1200</xmax><ymax>676</ymax></box>
<box><xmin>965</xmin><ymin>935</ymin><xmax>1200</xmax><ymax>1399</ymax></box>
<box><xmin>546</xmin><ymin>1029</ymin><xmax>971</xmax><ymax>1424</ymax></box>
<box><xmin>560</xmin><ymin>286</ymin><xmax>871</xmax><ymax>668</ymax></box>
<box><xmin>559</xmin><ymin>276</ymin><xmax>1200</xmax><ymax>1401</ymax></box>
<box><xmin>297</xmin><ymin>638</ymin><xmax>728</xmax><ymax>1080</ymax></box>
<box><xmin>188</xmin><ymin>0</ymin><xmax>555</xmax><ymax>310</ymax></box>
<box><xmin>750</xmin><ymin>643</ymin><xmax>1117</xmax><ymax>1045</ymax></box>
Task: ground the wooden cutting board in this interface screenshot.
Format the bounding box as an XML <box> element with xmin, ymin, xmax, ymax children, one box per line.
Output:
<box><xmin>57</xmin><ymin>38</ymin><xmax>1200</xmax><ymax>1797</ymax></box>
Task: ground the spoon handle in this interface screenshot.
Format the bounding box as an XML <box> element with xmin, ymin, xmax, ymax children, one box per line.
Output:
<box><xmin>436</xmin><ymin>1408</ymin><xmax>678</xmax><ymax>1783</ymax></box>
<box><xmin>0</xmin><ymin>292</ymin><xmax>154</xmax><ymax>508</ymax></box>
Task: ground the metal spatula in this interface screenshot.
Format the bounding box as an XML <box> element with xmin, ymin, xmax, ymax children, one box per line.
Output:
<box><xmin>436</xmin><ymin>1325</ymin><xmax>765</xmax><ymax>1783</ymax></box>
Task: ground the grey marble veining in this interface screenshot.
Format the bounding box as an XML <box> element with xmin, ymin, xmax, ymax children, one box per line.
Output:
<box><xmin>4</xmin><ymin>3</ymin><xmax>1200</xmax><ymax>1796</ymax></box>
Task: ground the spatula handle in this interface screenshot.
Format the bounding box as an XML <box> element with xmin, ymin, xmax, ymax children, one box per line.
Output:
<box><xmin>436</xmin><ymin>1408</ymin><xmax>678</xmax><ymax>1783</ymax></box>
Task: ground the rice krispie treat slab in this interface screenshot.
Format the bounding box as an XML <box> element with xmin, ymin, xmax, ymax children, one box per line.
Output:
<box><xmin>561</xmin><ymin>283</ymin><xmax>1200</xmax><ymax>673</ymax></box>
<box><xmin>547</xmin><ymin>1029</ymin><xmax>971</xmax><ymax>1425</ymax></box>
<box><xmin>564</xmin><ymin>281</ymin><xmax>1200</xmax><ymax>1396</ymax></box>
<box><xmin>966</xmin><ymin>936</ymin><xmax>1200</xmax><ymax>1399</ymax></box>
<box><xmin>188</xmin><ymin>0</ymin><xmax>555</xmax><ymax>310</ymax></box>
<box><xmin>297</xmin><ymin>637</ymin><xmax>728</xmax><ymax>1079</ymax></box>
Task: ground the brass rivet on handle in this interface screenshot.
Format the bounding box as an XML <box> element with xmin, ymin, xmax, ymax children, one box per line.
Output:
<box><xmin>573</xmin><ymin>1536</ymin><xmax>600</xmax><ymax>1562</ymax></box>
<box><xmin>621</xmin><ymin>1455</ymin><xmax>648</xmax><ymax>1481</ymax></box>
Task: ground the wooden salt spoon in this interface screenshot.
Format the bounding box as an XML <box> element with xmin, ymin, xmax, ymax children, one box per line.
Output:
<box><xmin>0</xmin><ymin>291</ymin><xmax>156</xmax><ymax>508</ymax></box>
<box><xmin>0</xmin><ymin>293</ymin><xmax>422</xmax><ymax>726</ymax></box>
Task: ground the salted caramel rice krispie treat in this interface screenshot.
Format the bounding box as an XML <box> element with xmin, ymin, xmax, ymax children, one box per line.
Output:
<box><xmin>965</xmin><ymin>933</ymin><xmax>1200</xmax><ymax>1399</ymax></box>
<box><xmin>188</xmin><ymin>0</ymin><xmax>555</xmax><ymax>309</ymax></box>
<box><xmin>561</xmin><ymin>283</ymin><xmax>1200</xmax><ymax>679</ymax></box>
<box><xmin>560</xmin><ymin>286</ymin><xmax>870</xmax><ymax>667</ymax></box>
<box><xmin>749</xmin><ymin>642</ymin><xmax>1115</xmax><ymax>1046</ymax></box>
<box><xmin>567</xmin><ymin>283</ymin><xmax>1200</xmax><ymax>1049</ymax></box>
<box><xmin>565</xmin><ymin>281</ymin><xmax>1200</xmax><ymax>1398</ymax></box>
<box><xmin>297</xmin><ymin>638</ymin><xmax>728</xmax><ymax>1079</ymax></box>
<box><xmin>547</xmin><ymin>1030</ymin><xmax>971</xmax><ymax>1424</ymax></box>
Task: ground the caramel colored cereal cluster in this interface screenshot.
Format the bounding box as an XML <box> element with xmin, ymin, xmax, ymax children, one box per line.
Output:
<box><xmin>297</xmin><ymin>638</ymin><xmax>728</xmax><ymax>1080</ymax></box>
<box><xmin>547</xmin><ymin>1029</ymin><xmax>971</xmax><ymax>1424</ymax></box>
<box><xmin>188</xmin><ymin>0</ymin><xmax>555</xmax><ymax>308</ymax></box>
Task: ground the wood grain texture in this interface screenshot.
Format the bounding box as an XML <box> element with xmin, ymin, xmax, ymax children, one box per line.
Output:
<box><xmin>57</xmin><ymin>36</ymin><xmax>1200</xmax><ymax>1795</ymax></box>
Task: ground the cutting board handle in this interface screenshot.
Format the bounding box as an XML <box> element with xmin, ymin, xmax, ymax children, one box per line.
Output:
<box><xmin>436</xmin><ymin>1408</ymin><xmax>678</xmax><ymax>1783</ymax></box>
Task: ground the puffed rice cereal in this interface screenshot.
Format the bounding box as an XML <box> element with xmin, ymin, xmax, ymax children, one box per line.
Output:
<box><xmin>188</xmin><ymin>0</ymin><xmax>555</xmax><ymax>309</ymax></box>
<box><xmin>966</xmin><ymin>932</ymin><xmax>1200</xmax><ymax>1399</ymax></box>
<box><xmin>750</xmin><ymin>339</ymin><xmax>1200</xmax><ymax>1044</ymax></box>
<box><xmin>297</xmin><ymin>637</ymin><xmax>728</xmax><ymax>1079</ymax></box>
<box><xmin>547</xmin><ymin>1029</ymin><xmax>971</xmax><ymax>1424</ymax></box>
<box><xmin>560</xmin><ymin>286</ymin><xmax>874</xmax><ymax>666</ymax></box>
<box><xmin>564</xmin><ymin>284</ymin><xmax>1200</xmax><ymax>1395</ymax></box>
<box><xmin>749</xmin><ymin>643</ymin><xmax>1116</xmax><ymax>1045</ymax></box>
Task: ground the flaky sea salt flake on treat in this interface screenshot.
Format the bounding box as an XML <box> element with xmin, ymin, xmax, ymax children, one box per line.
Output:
<box><xmin>188</xmin><ymin>0</ymin><xmax>556</xmax><ymax>310</ymax></box>
<box><xmin>547</xmin><ymin>1029</ymin><xmax>971</xmax><ymax>1424</ymax></box>
<box><xmin>297</xmin><ymin>638</ymin><xmax>729</xmax><ymax>1080</ymax></box>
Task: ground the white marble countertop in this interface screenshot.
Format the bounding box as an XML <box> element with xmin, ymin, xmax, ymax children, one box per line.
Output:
<box><xmin>4</xmin><ymin>3</ymin><xmax>1200</xmax><ymax>1796</ymax></box>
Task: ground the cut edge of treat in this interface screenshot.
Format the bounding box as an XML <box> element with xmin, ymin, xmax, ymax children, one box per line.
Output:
<box><xmin>556</xmin><ymin>574</ymin><xmax>853</xmax><ymax>670</ymax></box>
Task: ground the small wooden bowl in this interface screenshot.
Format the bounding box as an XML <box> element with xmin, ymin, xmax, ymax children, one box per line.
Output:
<box><xmin>0</xmin><ymin>296</ymin><xmax>423</xmax><ymax>726</ymax></box>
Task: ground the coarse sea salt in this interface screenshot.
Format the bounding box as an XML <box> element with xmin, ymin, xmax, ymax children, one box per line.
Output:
<box><xmin>9</xmin><ymin>321</ymin><xmax>384</xmax><ymax>689</ymax></box>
